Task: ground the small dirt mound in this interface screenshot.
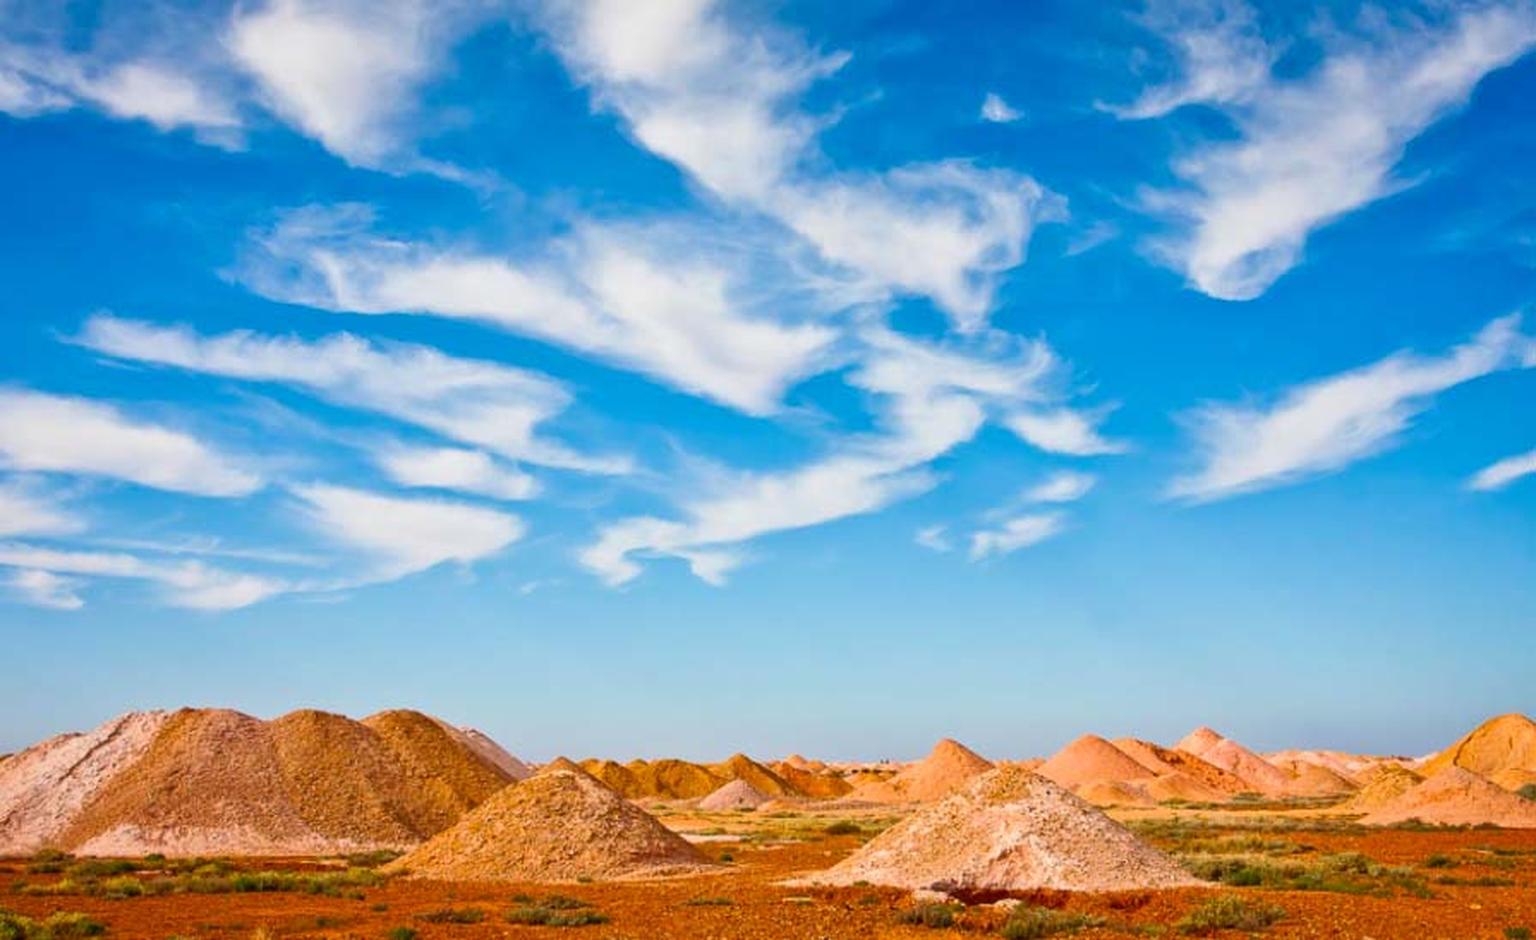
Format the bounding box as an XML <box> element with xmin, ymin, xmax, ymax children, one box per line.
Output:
<box><xmin>625</xmin><ymin>759</ymin><xmax>724</xmax><ymax>800</ymax></box>
<box><xmin>811</xmin><ymin>766</ymin><xmax>1197</xmax><ymax>892</ymax></box>
<box><xmin>1420</xmin><ymin>713</ymin><xmax>1536</xmax><ymax>779</ymax></box>
<box><xmin>1074</xmin><ymin>780</ymin><xmax>1155</xmax><ymax>807</ymax></box>
<box><xmin>1342</xmin><ymin>765</ymin><xmax>1423</xmax><ymax>811</ymax></box>
<box><xmin>1036</xmin><ymin>735</ymin><xmax>1155</xmax><ymax>788</ymax></box>
<box><xmin>1142</xmin><ymin>771</ymin><xmax>1224</xmax><ymax>804</ymax></box>
<box><xmin>698</xmin><ymin>779</ymin><xmax>770</xmax><ymax>811</ymax></box>
<box><xmin>711</xmin><ymin>754</ymin><xmax>796</xmax><ymax>797</ymax></box>
<box><xmin>389</xmin><ymin>770</ymin><xmax>717</xmax><ymax>882</ymax></box>
<box><xmin>1360</xmin><ymin>767</ymin><xmax>1536</xmax><ymax>828</ymax></box>
<box><xmin>579</xmin><ymin>759</ymin><xmax>642</xmax><ymax>795</ymax></box>
<box><xmin>1113</xmin><ymin>738</ymin><xmax>1248</xmax><ymax>795</ymax></box>
<box><xmin>854</xmin><ymin>739</ymin><xmax>992</xmax><ymax>803</ymax></box>
<box><xmin>772</xmin><ymin>761</ymin><xmax>854</xmax><ymax>799</ymax></box>
<box><xmin>1279</xmin><ymin>761</ymin><xmax>1358</xmax><ymax>797</ymax></box>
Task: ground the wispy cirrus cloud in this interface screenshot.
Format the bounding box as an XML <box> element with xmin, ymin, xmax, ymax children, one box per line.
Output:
<box><xmin>373</xmin><ymin>444</ymin><xmax>539</xmax><ymax>502</ymax></box>
<box><xmin>0</xmin><ymin>482</ymin><xmax>82</xmax><ymax>538</ymax></box>
<box><xmin>1114</xmin><ymin>1</ymin><xmax>1536</xmax><ymax>300</ymax></box>
<box><xmin>6</xmin><ymin>568</ymin><xmax>85</xmax><ymax>611</ymax></box>
<box><xmin>0</xmin><ymin>543</ymin><xmax>285</xmax><ymax>611</ymax></box>
<box><xmin>969</xmin><ymin>511</ymin><xmax>1067</xmax><ymax>560</ymax></box>
<box><xmin>77</xmin><ymin>314</ymin><xmax>627</xmax><ymax>475</ymax></box>
<box><xmin>538</xmin><ymin>0</ymin><xmax>1057</xmax><ymax>330</ymax></box>
<box><xmin>1171</xmin><ymin>315</ymin><xmax>1536</xmax><ymax>502</ymax></box>
<box><xmin>1467</xmin><ymin>447</ymin><xmax>1536</xmax><ymax>491</ymax></box>
<box><xmin>0</xmin><ymin>388</ymin><xmax>260</xmax><ymax>497</ymax></box>
<box><xmin>1023</xmin><ymin>470</ymin><xmax>1097</xmax><ymax>503</ymax></box>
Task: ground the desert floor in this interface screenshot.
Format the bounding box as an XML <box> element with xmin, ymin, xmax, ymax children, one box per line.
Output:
<box><xmin>5</xmin><ymin>802</ymin><xmax>1535</xmax><ymax>940</ymax></box>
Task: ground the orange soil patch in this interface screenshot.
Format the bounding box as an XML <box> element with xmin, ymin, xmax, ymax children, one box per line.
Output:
<box><xmin>814</xmin><ymin>767</ymin><xmax>1197</xmax><ymax>892</ymax></box>
<box><xmin>1036</xmin><ymin>735</ymin><xmax>1156</xmax><ymax>788</ymax></box>
<box><xmin>1361</xmin><ymin>767</ymin><xmax>1536</xmax><ymax>828</ymax></box>
<box><xmin>388</xmin><ymin>770</ymin><xmax>716</xmax><ymax>882</ymax></box>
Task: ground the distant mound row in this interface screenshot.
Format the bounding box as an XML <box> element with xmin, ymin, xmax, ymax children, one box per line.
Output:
<box><xmin>575</xmin><ymin>753</ymin><xmax>854</xmax><ymax>802</ymax></box>
<box><xmin>0</xmin><ymin>708</ymin><xmax>527</xmax><ymax>856</ymax></box>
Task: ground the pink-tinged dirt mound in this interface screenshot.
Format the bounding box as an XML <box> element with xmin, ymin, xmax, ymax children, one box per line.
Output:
<box><xmin>1278</xmin><ymin>760</ymin><xmax>1359</xmax><ymax>797</ymax></box>
<box><xmin>1176</xmin><ymin>727</ymin><xmax>1292</xmax><ymax>796</ymax></box>
<box><xmin>1036</xmin><ymin>735</ymin><xmax>1156</xmax><ymax>788</ymax></box>
<box><xmin>1112</xmin><ymin>738</ymin><xmax>1248</xmax><ymax>796</ymax></box>
<box><xmin>387</xmin><ymin>770</ymin><xmax>717</xmax><ymax>882</ymax></box>
<box><xmin>1360</xmin><ymin>767</ymin><xmax>1536</xmax><ymax>828</ymax></box>
<box><xmin>0</xmin><ymin>711</ymin><xmax>171</xmax><ymax>855</ymax></box>
<box><xmin>811</xmin><ymin>767</ymin><xmax>1198</xmax><ymax>893</ymax></box>
<box><xmin>697</xmin><ymin>779</ymin><xmax>771</xmax><ymax>811</ymax></box>
<box><xmin>1420</xmin><ymin>713</ymin><xmax>1536</xmax><ymax>780</ymax></box>
<box><xmin>1342</xmin><ymin>765</ymin><xmax>1423</xmax><ymax>811</ymax></box>
<box><xmin>451</xmin><ymin>725</ymin><xmax>533</xmax><ymax>780</ymax></box>
<box><xmin>853</xmin><ymin>739</ymin><xmax>992</xmax><ymax>803</ymax></box>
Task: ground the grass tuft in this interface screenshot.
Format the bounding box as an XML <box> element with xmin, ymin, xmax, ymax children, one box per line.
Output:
<box><xmin>1176</xmin><ymin>896</ymin><xmax>1285</xmax><ymax>935</ymax></box>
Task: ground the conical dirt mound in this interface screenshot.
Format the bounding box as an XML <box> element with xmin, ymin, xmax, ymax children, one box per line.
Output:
<box><xmin>1360</xmin><ymin>767</ymin><xmax>1536</xmax><ymax>828</ymax></box>
<box><xmin>855</xmin><ymin>739</ymin><xmax>993</xmax><ymax>803</ymax></box>
<box><xmin>625</xmin><ymin>759</ymin><xmax>724</xmax><ymax>800</ymax></box>
<box><xmin>813</xmin><ymin>767</ymin><xmax>1197</xmax><ymax>892</ymax></box>
<box><xmin>389</xmin><ymin>770</ymin><xmax>717</xmax><ymax>882</ymax></box>
<box><xmin>711</xmin><ymin>754</ymin><xmax>796</xmax><ymax>797</ymax></box>
<box><xmin>1342</xmin><ymin>765</ymin><xmax>1422</xmax><ymax>811</ymax></box>
<box><xmin>698</xmin><ymin>779</ymin><xmax>771</xmax><ymax>811</ymax></box>
<box><xmin>1175</xmin><ymin>727</ymin><xmax>1290</xmax><ymax>795</ymax></box>
<box><xmin>1036</xmin><ymin>735</ymin><xmax>1155</xmax><ymax>788</ymax></box>
<box><xmin>1420</xmin><ymin>714</ymin><xmax>1536</xmax><ymax>779</ymax></box>
<box><xmin>772</xmin><ymin>761</ymin><xmax>853</xmax><ymax>799</ymax></box>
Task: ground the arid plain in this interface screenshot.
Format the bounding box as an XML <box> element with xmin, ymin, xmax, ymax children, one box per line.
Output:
<box><xmin>3</xmin><ymin>710</ymin><xmax>1536</xmax><ymax>939</ymax></box>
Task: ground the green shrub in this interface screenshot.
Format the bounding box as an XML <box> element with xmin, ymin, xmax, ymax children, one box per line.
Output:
<box><xmin>1518</xmin><ymin>784</ymin><xmax>1536</xmax><ymax>802</ymax></box>
<box><xmin>416</xmin><ymin>908</ymin><xmax>484</xmax><ymax>924</ymax></box>
<box><xmin>505</xmin><ymin>897</ymin><xmax>607</xmax><ymax>928</ymax></box>
<box><xmin>0</xmin><ymin>910</ymin><xmax>107</xmax><ymax>940</ymax></box>
<box><xmin>897</xmin><ymin>903</ymin><xmax>959</xmax><ymax>928</ymax></box>
<box><xmin>823</xmin><ymin>820</ymin><xmax>861</xmax><ymax>836</ymax></box>
<box><xmin>682</xmin><ymin>897</ymin><xmax>733</xmax><ymax>906</ymax></box>
<box><xmin>999</xmin><ymin>906</ymin><xmax>1105</xmax><ymax>939</ymax></box>
<box><xmin>1421</xmin><ymin>853</ymin><xmax>1456</xmax><ymax>868</ymax></box>
<box><xmin>1504</xmin><ymin>928</ymin><xmax>1532</xmax><ymax>940</ymax></box>
<box><xmin>1176</xmin><ymin>896</ymin><xmax>1284</xmax><ymax>935</ymax></box>
<box><xmin>385</xmin><ymin>928</ymin><xmax>417</xmax><ymax>940</ymax></box>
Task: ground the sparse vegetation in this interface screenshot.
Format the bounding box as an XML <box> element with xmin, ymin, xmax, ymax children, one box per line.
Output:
<box><xmin>505</xmin><ymin>895</ymin><xmax>607</xmax><ymax>927</ymax></box>
<box><xmin>416</xmin><ymin>908</ymin><xmax>485</xmax><ymax>924</ymax></box>
<box><xmin>385</xmin><ymin>927</ymin><xmax>417</xmax><ymax>940</ymax></box>
<box><xmin>682</xmin><ymin>896</ymin><xmax>733</xmax><ymax>906</ymax></box>
<box><xmin>999</xmin><ymin>905</ymin><xmax>1105</xmax><ymax>938</ymax></box>
<box><xmin>896</xmin><ymin>903</ymin><xmax>959</xmax><ymax>928</ymax></box>
<box><xmin>1505</xmin><ymin>927</ymin><xmax>1532</xmax><ymax>940</ymax></box>
<box><xmin>1421</xmin><ymin>853</ymin><xmax>1456</xmax><ymax>868</ymax></box>
<box><xmin>1181</xmin><ymin>851</ymin><xmax>1432</xmax><ymax>897</ymax></box>
<box><xmin>0</xmin><ymin>910</ymin><xmax>107</xmax><ymax>940</ymax></box>
<box><xmin>824</xmin><ymin>820</ymin><xmax>861</xmax><ymax>836</ymax></box>
<box><xmin>1175</xmin><ymin>896</ymin><xmax>1285</xmax><ymax>935</ymax></box>
<box><xmin>17</xmin><ymin>867</ymin><xmax>383</xmax><ymax>899</ymax></box>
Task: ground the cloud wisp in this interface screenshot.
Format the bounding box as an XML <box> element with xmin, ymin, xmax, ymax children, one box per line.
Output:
<box><xmin>1468</xmin><ymin>447</ymin><xmax>1536</xmax><ymax>491</ymax></box>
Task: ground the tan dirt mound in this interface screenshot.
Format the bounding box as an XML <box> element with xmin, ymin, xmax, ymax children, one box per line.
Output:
<box><xmin>853</xmin><ymin>739</ymin><xmax>992</xmax><ymax>803</ymax></box>
<box><xmin>1279</xmin><ymin>761</ymin><xmax>1359</xmax><ymax>798</ymax></box>
<box><xmin>1112</xmin><ymin>738</ymin><xmax>1249</xmax><ymax>795</ymax></box>
<box><xmin>710</xmin><ymin>754</ymin><xmax>796</xmax><ymax>797</ymax></box>
<box><xmin>1176</xmin><ymin>727</ymin><xmax>1292</xmax><ymax>796</ymax></box>
<box><xmin>1036</xmin><ymin>735</ymin><xmax>1156</xmax><ymax>788</ymax></box>
<box><xmin>1420</xmin><ymin>713</ymin><xmax>1536</xmax><ymax>779</ymax></box>
<box><xmin>1074</xmin><ymin>780</ymin><xmax>1155</xmax><ymax>807</ymax></box>
<box><xmin>451</xmin><ymin>725</ymin><xmax>533</xmax><ymax>780</ymax></box>
<box><xmin>388</xmin><ymin>770</ymin><xmax>717</xmax><ymax>882</ymax></box>
<box><xmin>697</xmin><ymin>779</ymin><xmax>771</xmax><ymax>811</ymax></box>
<box><xmin>0</xmin><ymin>711</ymin><xmax>171</xmax><ymax>855</ymax></box>
<box><xmin>1141</xmin><ymin>771</ymin><xmax>1225</xmax><ymax>804</ymax></box>
<box><xmin>1342</xmin><ymin>765</ymin><xmax>1423</xmax><ymax>811</ymax></box>
<box><xmin>360</xmin><ymin>710</ymin><xmax>514</xmax><ymax>832</ymax></box>
<box><xmin>1360</xmin><ymin>767</ymin><xmax>1536</xmax><ymax>828</ymax></box>
<box><xmin>624</xmin><ymin>759</ymin><xmax>725</xmax><ymax>800</ymax></box>
<box><xmin>1491</xmin><ymin>768</ymin><xmax>1536</xmax><ymax>792</ymax></box>
<box><xmin>811</xmin><ymin>767</ymin><xmax>1198</xmax><ymax>892</ymax></box>
<box><xmin>579</xmin><ymin>759</ymin><xmax>642</xmax><ymax>796</ymax></box>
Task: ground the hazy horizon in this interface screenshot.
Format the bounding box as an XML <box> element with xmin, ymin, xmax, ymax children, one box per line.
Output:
<box><xmin>2</xmin><ymin>0</ymin><xmax>1533</xmax><ymax>761</ymax></box>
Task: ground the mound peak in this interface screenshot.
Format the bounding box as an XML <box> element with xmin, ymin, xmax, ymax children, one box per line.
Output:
<box><xmin>1419</xmin><ymin>713</ymin><xmax>1536</xmax><ymax>780</ymax></box>
<box><xmin>389</xmin><ymin>770</ymin><xmax>716</xmax><ymax>882</ymax></box>
<box><xmin>813</xmin><ymin>767</ymin><xmax>1197</xmax><ymax>892</ymax></box>
<box><xmin>1174</xmin><ymin>727</ymin><xmax>1290</xmax><ymax>795</ymax></box>
<box><xmin>1036</xmin><ymin>735</ymin><xmax>1156</xmax><ymax>788</ymax></box>
<box><xmin>857</xmin><ymin>738</ymin><xmax>993</xmax><ymax>803</ymax></box>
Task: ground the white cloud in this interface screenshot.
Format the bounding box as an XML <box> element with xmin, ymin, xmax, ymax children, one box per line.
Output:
<box><xmin>292</xmin><ymin>483</ymin><xmax>523</xmax><ymax>579</ymax></box>
<box><xmin>7</xmin><ymin>569</ymin><xmax>84</xmax><ymax>611</ymax></box>
<box><xmin>77</xmin><ymin>314</ymin><xmax>626</xmax><ymax>474</ymax></box>
<box><xmin>0</xmin><ymin>483</ymin><xmax>82</xmax><ymax>537</ymax></box>
<box><xmin>1468</xmin><ymin>447</ymin><xmax>1536</xmax><ymax>492</ymax></box>
<box><xmin>375</xmin><ymin>445</ymin><xmax>538</xmax><ymax>501</ymax></box>
<box><xmin>235</xmin><ymin>207</ymin><xmax>837</xmax><ymax>415</ymax></box>
<box><xmin>0</xmin><ymin>543</ymin><xmax>285</xmax><ymax>611</ymax></box>
<box><xmin>1105</xmin><ymin>0</ymin><xmax>1273</xmax><ymax>120</ymax></box>
<box><xmin>969</xmin><ymin>512</ymin><xmax>1066</xmax><ymax>560</ymax></box>
<box><xmin>1003</xmin><ymin>406</ymin><xmax>1128</xmax><ymax>456</ymax></box>
<box><xmin>980</xmin><ymin>92</ymin><xmax>1022</xmax><ymax>123</ymax></box>
<box><xmin>1024</xmin><ymin>470</ymin><xmax>1097</xmax><ymax>503</ymax></box>
<box><xmin>0</xmin><ymin>388</ymin><xmax>260</xmax><ymax>496</ymax></box>
<box><xmin>1171</xmin><ymin>315</ymin><xmax>1535</xmax><ymax>502</ymax></box>
<box><xmin>227</xmin><ymin>0</ymin><xmax>478</xmax><ymax>167</ymax></box>
<box><xmin>0</xmin><ymin>39</ymin><xmax>239</xmax><ymax>137</ymax></box>
<box><xmin>1116</xmin><ymin>2</ymin><xmax>1536</xmax><ymax>299</ymax></box>
<box><xmin>539</xmin><ymin>0</ymin><xmax>1055</xmax><ymax>329</ymax></box>
<box><xmin>914</xmin><ymin>524</ymin><xmax>952</xmax><ymax>552</ymax></box>
<box><xmin>580</xmin><ymin>327</ymin><xmax>1071</xmax><ymax>585</ymax></box>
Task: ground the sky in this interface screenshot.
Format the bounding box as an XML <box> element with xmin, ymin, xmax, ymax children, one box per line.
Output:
<box><xmin>1</xmin><ymin>0</ymin><xmax>1534</xmax><ymax>763</ymax></box>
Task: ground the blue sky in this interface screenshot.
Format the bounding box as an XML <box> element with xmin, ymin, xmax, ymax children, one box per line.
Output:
<box><xmin>1</xmin><ymin>0</ymin><xmax>1533</xmax><ymax>762</ymax></box>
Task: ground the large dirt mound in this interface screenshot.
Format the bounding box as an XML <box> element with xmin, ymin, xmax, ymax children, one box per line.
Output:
<box><xmin>452</xmin><ymin>726</ymin><xmax>534</xmax><ymax>780</ymax></box>
<box><xmin>854</xmin><ymin>739</ymin><xmax>993</xmax><ymax>803</ymax></box>
<box><xmin>1420</xmin><ymin>714</ymin><xmax>1536</xmax><ymax>780</ymax></box>
<box><xmin>389</xmin><ymin>770</ymin><xmax>716</xmax><ymax>882</ymax></box>
<box><xmin>580</xmin><ymin>759</ymin><xmax>642</xmax><ymax>796</ymax></box>
<box><xmin>813</xmin><ymin>767</ymin><xmax>1198</xmax><ymax>892</ymax></box>
<box><xmin>1360</xmin><ymin>767</ymin><xmax>1536</xmax><ymax>828</ymax></box>
<box><xmin>698</xmin><ymin>779</ymin><xmax>771</xmax><ymax>811</ymax></box>
<box><xmin>0</xmin><ymin>711</ymin><xmax>171</xmax><ymax>855</ymax></box>
<box><xmin>1036</xmin><ymin>735</ymin><xmax>1155</xmax><ymax>788</ymax></box>
<box><xmin>5</xmin><ymin>707</ymin><xmax>517</xmax><ymax>856</ymax></box>
<box><xmin>625</xmin><ymin>759</ymin><xmax>724</xmax><ymax>800</ymax></box>
<box><xmin>1176</xmin><ymin>727</ymin><xmax>1292</xmax><ymax>795</ymax></box>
